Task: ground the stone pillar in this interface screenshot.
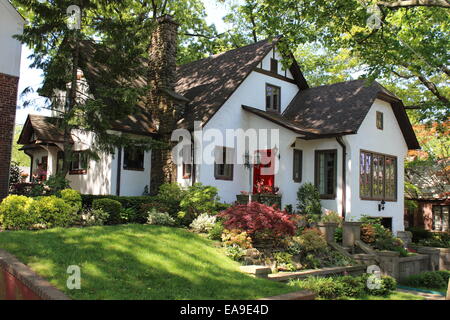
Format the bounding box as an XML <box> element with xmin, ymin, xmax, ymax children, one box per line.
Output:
<box><xmin>377</xmin><ymin>251</ymin><xmax>400</xmax><ymax>279</ymax></box>
<box><xmin>342</xmin><ymin>222</ymin><xmax>361</xmax><ymax>247</ymax></box>
<box><xmin>396</xmin><ymin>231</ymin><xmax>412</xmax><ymax>248</ymax></box>
<box><xmin>416</xmin><ymin>246</ymin><xmax>441</xmax><ymax>271</ymax></box>
<box><xmin>0</xmin><ymin>73</ymin><xmax>19</xmax><ymax>201</ymax></box>
<box><xmin>318</xmin><ymin>222</ymin><xmax>338</xmax><ymax>244</ymax></box>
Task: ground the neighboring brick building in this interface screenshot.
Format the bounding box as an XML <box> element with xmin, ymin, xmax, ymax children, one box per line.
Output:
<box><xmin>0</xmin><ymin>0</ymin><xmax>25</xmax><ymax>200</ymax></box>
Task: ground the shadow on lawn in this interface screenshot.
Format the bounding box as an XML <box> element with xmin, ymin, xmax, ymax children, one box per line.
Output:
<box><xmin>0</xmin><ymin>225</ymin><xmax>289</xmax><ymax>300</ymax></box>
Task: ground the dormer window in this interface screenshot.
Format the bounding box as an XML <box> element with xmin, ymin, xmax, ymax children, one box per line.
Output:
<box><xmin>266</xmin><ymin>84</ymin><xmax>280</xmax><ymax>112</ymax></box>
<box><xmin>270</xmin><ymin>58</ymin><xmax>278</xmax><ymax>73</ymax></box>
<box><xmin>376</xmin><ymin>111</ymin><xmax>383</xmax><ymax>130</ymax></box>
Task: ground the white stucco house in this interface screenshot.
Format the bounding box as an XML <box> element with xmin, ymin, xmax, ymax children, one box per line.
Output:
<box><xmin>17</xmin><ymin>16</ymin><xmax>419</xmax><ymax>233</ymax></box>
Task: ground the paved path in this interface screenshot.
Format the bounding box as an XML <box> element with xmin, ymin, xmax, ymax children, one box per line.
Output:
<box><xmin>397</xmin><ymin>289</ymin><xmax>446</xmax><ymax>300</ymax></box>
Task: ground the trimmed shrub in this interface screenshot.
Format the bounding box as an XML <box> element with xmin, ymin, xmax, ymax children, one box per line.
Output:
<box><xmin>60</xmin><ymin>188</ymin><xmax>82</xmax><ymax>212</ymax></box>
<box><xmin>296</xmin><ymin>183</ymin><xmax>322</xmax><ymax>215</ymax></box>
<box><xmin>406</xmin><ymin>227</ymin><xmax>433</xmax><ymax>243</ymax></box>
<box><xmin>190</xmin><ymin>213</ymin><xmax>217</xmax><ymax>233</ymax></box>
<box><xmin>146</xmin><ymin>209</ymin><xmax>176</xmax><ymax>226</ymax></box>
<box><xmin>31</xmin><ymin>196</ymin><xmax>77</xmax><ymax>228</ymax></box>
<box><xmin>402</xmin><ymin>271</ymin><xmax>450</xmax><ymax>289</ymax></box>
<box><xmin>365</xmin><ymin>275</ymin><xmax>398</xmax><ymax>296</ymax></box>
<box><xmin>92</xmin><ymin>198</ymin><xmax>122</xmax><ymax>225</ymax></box>
<box><xmin>218</xmin><ymin>202</ymin><xmax>296</xmax><ymax>241</ymax></box>
<box><xmin>0</xmin><ymin>195</ymin><xmax>36</xmax><ymax>230</ymax></box>
<box><xmin>81</xmin><ymin>194</ymin><xmax>155</xmax><ymax>210</ymax></box>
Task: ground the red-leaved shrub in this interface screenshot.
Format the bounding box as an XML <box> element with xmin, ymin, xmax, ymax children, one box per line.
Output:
<box><xmin>218</xmin><ymin>202</ymin><xmax>296</xmax><ymax>239</ymax></box>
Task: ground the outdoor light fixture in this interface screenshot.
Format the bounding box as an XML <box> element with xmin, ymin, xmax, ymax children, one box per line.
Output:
<box><xmin>378</xmin><ymin>200</ymin><xmax>385</xmax><ymax>212</ymax></box>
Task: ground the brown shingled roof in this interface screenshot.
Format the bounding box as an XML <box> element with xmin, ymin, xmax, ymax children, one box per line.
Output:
<box><xmin>18</xmin><ymin>114</ymin><xmax>72</xmax><ymax>145</ymax></box>
<box><xmin>73</xmin><ymin>37</ymin><xmax>308</xmax><ymax>133</ymax></box>
<box><xmin>242</xmin><ymin>79</ymin><xmax>420</xmax><ymax>149</ymax></box>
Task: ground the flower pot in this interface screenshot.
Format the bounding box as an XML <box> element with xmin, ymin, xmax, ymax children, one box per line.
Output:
<box><xmin>318</xmin><ymin>222</ymin><xmax>339</xmax><ymax>243</ymax></box>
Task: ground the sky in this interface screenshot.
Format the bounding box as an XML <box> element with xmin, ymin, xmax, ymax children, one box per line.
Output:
<box><xmin>15</xmin><ymin>0</ymin><xmax>234</xmax><ymax>125</ymax></box>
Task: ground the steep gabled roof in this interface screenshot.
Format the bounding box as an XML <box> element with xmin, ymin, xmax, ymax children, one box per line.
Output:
<box><xmin>64</xmin><ymin>37</ymin><xmax>308</xmax><ymax>134</ymax></box>
<box><xmin>18</xmin><ymin>114</ymin><xmax>72</xmax><ymax>145</ymax></box>
<box><xmin>243</xmin><ymin>79</ymin><xmax>420</xmax><ymax>149</ymax></box>
<box><xmin>175</xmin><ymin>37</ymin><xmax>308</xmax><ymax>129</ymax></box>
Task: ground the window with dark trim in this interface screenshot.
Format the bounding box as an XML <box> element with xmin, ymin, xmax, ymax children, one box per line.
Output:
<box><xmin>70</xmin><ymin>151</ymin><xmax>88</xmax><ymax>174</ymax></box>
<box><xmin>214</xmin><ymin>146</ymin><xmax>234</xmax><ymax>180</ymax></box>
<box><xmin>432</xmin><ymin>205</ymin><xmax>449</xmax><ymax>232</ymax></box>
<box><xmin>123</xmin><ymin>147</ymin><xmax>144</xmax><ymax>171</ymax></box>
<box><xmin>270</xmin><ymin>58</ymin><xmax>278</xmax><ymax>73</ymax></box>
<box><xmin>266</xmin><ymin>84</ymin><xmax>280</xmax><ymax>112</ymax></box>
<box><xmin>293</xmin><ymin>149</ymin><xmax>303</xmax><ymax>182</ymax></box>
<box><xmin>315</xmin><ymin>150</ymin><xmax>337</xmax><ymax>199</ymax></box>
<box><xmin>360</xmin><ymin>150</ymin><xmax>397</xmax><ymax>201</ymax></box>
<box><xmin>376</xmin><ymin>111</ymin><xmax>384</xmax><ymax>130</ymax></box>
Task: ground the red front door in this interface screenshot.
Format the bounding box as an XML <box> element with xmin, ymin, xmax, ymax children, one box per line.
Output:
<box><xmin>253</xmin><ymin>149</ymin><xmax>275</xmax><ymax>193</ymax></box>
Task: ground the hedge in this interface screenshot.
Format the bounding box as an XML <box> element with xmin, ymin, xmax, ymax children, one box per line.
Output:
<box><xmin>81</xmin><ymin>194</ymin><xmax>155</xmax><ymax>209</ymax></box>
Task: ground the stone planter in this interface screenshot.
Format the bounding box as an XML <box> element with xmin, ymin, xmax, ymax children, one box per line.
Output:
<box><xmin>318</xmin><ymin>222</ymin><xmax>338</xmax><ymax>244</ymax></box>
<box><xmin>342</xmin><ymin>222</ymin><xmax>362</xmax><ymax>247</ymax></box>
<box><xmin>416</xmin><ymin>246</ymin><xmax>448</xmax><ymax>271</ymax></box>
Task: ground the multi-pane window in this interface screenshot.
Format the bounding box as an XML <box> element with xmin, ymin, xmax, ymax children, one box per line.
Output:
<box><xmin>376</xmin><ymin>111</ymin><xmax>384</xmax><ymax>130</ymax></box>
<box><xmin>293</xmin><ymin>149</ymin><xmax>303</xmax><ymax>182</ymax></box>
<box><xmin>432</xmin><ymin>206</ymin><xmax>449</xmax><ymax>232</ymax></box>
<box><xmin>70</xmin><ymin>151</ymin><xmax>88</xmax><ymax>174</ymax></box>
<box><xmin>123</xmin><ymin>147</ymin><xmax>144</xmax><ymax>170</ymax></box>
<box><xmin>266</xmin><ymin>84</ymin><xmax>280</xmax><ymax>112</ymax></box>
<box><xmin>360</xmin><ymin>150</ymin><xmax>397</xmax><ymax>201</ymax></box>
<box><xmin>214</xmin><ymin>146</ymin><xmax>234</xmax><ymax>180</ymax></box>
<box><xmin>315</xmin><ymin>150</ymin><xmax>337</xmax><ymax>199</ymax></box>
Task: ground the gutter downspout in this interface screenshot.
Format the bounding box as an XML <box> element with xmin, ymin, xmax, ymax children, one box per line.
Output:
<box><xmin>116</xmin><ymin>147</ymin><xmax>122</xmax><ymax>196</ymax></box>
<box><xmin>336</xmin><ymin>136</ymin><xmax>346</xmax><ymax>220</ymax></box>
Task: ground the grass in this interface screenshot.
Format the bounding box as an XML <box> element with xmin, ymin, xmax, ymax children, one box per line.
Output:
<box><xmin>0</xmin><ymin>224</ymin><xmax>301</xmax><ymax>300</ymax></box>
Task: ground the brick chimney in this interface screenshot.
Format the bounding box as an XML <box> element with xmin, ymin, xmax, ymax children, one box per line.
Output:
<box><xmin>147</xmin><ymin>15</ymin><xmax>182</xmax><ymax>194</ymax></box>
<box><xmin>147</xmin><ymin>15</ymin><xmax>180</xmax><ymax>132</ymax></box>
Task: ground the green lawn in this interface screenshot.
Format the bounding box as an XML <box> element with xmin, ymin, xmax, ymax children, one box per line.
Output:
<box><xmin>0</xmin><ymin>224</ymin><xmax>300</xmax><ymax>300</ymax></box>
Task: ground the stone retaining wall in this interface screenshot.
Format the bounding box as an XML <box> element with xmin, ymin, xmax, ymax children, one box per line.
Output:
<box><xmin>267</xmin><ymin>265</ymin><xmax>367</xmax><ymax>282</ymax></box>
<box><xmin>416</xmin><ymin>246</ymin><xmax>450</xmax><ymax>271</ymax></box>
<box><xmin>0</xmin><ymin>249</ymin><xmax>70</xmax><ymax>300</ymax></box>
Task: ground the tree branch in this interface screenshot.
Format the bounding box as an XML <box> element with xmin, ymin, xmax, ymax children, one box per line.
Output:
<box><xmin>377</xmin><ymin>0</ymin><xmax>450</xmax><ymax>9</ymax></box>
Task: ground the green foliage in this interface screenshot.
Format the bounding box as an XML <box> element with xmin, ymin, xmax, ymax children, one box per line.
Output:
<box><xmin>290</xmin><ymin>274</ymin><xmax>397</xmax><ymax>299</ymax></box>
<box><xmin>208</xmin><ymin>220</ymin><xmax>225</xmax><ymax>241</ymax></box>
<box><xmin>120</xmin><ymin>207</ymin><xmax>138</xmax><ymax>224</ymax></box>
<box><xmin>402</xmin><ymin>271</ymin><xmax>450</xmax><ymax>290</ymax></box>
<box><xmin>81</xmin><ymin>194</ymin><xmax>155</xmax><ymax>210</ymax></box>
<box><xmin>224</xmin><ymin>244</ymin><xmax>246</xmax><ymax>262</ymax></box>
<box><xmin>11</xmin><ymin>125</ymin><xmax>30</xmax><ymax>166</ymax></box>
<box><xmin>60</xmin><ymin>188</ymin><xmax>82</xmax><ymax>212</ymax></box>
<box><xmin>30</xmin><ymin>175</ymin><xmax>70</xmax><ymax>196</ymax></box>
<box><xmin>190</xmin><ymin>213</ymin><xmax>217</xmax><ymax>233</ymax></box>
<box><xmin>78</xmin><ymin>208</ymin><xmax>109</xmax><ymax>227</ymax></box>
<box><xmin>418</xmin><ymin>233</ymin><xmax>450</xmax><ymax>248</ymax></box>
<box><xmin>146</xmin><ymin>209</ymin><xmax>176</xmax><ymax>226</ymax></box>
<box><xmin>273</xmin><ymin>252</ymin><xmax>296</xmax><ymax>271</ymax></box>
<box><xmin>406</xmin><ymin>227</ymin><xmax>434</xmax><ymax>243</ymax></box>
<box><xmin>320</xmin><ymin>210</ymin><xmax>342</xmax><ymax>224</ymax></box>
<box><xmin>334</xmin><ymin>226</ymin><xmax>343</xmax><ymax>243</ymax></box>
<box><xmin>296</xmin><ymin>183</ymin><xmax>322</xmax><ymax>216</ymax></box>
<box><xmin>31</xmin><ymin>196</ymin><xmax>77</xmax><ymax>228</ymax></box>
<box><xmin>178</xmin><ymin>183</ymin><xmax>220</xmax><ymax>225</ymax></box>
<box><xmin>154</xmin><ymin>183</ymin><xmax>186</xmax><ymax>216</ymax></box>
<box><xmin>0</xmin><ymin>195</ymin><xmax>36</xmax><ymax>230</ymax></box>
<box><xmin>92</xmin><ymin>198</ymin><xmax>122</xmax><ymax>225</ymax></box>
<box><xmin>294</xmin><ymin>228</ymin><xmax>328</xmax><ymax>253</ymax></box>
